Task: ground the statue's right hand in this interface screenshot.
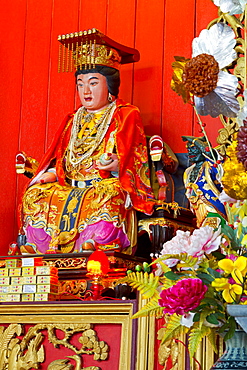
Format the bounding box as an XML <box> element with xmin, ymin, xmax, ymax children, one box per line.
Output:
<box><xmin>35</xmin><ymin>172</ymin><xmax>57</xmax><ymax>184</ymax></box>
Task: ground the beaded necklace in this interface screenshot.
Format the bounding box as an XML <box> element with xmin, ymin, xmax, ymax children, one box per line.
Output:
<box><xmin>66</xmin><ymin>101</ymin><xmax>116</xmax><ymax>169</ymax></box>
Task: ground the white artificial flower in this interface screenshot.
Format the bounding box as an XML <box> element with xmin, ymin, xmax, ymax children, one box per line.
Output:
<box><xmin>180</xmin><ymin>313</ymin><xmax>196</xmax><ymax>328</ymax></box>
<box><xmin>214</xmin><ymin>0</ymin><xmax>247</xmax><ymax>15</ymax></box>
<box><xmin>192</xmin><ymin>22</ymin><xmax>239</xmax><ymax>117</ymax></box>
<box><xmin>160</xmin><ymin>226</ymin><xmax>222</xmax><ymax>267</ymax></box>
<box><xmin>218</xmin><ymin>190</ymin><xmax>238</xmax><ymax>204</ymax></box>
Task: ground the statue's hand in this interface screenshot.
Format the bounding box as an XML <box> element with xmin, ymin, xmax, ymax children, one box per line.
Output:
<box><xmin>96</xmin><ymin>154</ymin><xmax>119</xmax><ymax>172</ymax></box>
<box><xmin>35</xmin><ymin>172</ymin><xmax>57</xmax><ymax>184</ymax></box>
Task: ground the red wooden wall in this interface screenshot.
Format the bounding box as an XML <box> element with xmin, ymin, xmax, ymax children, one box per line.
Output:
<box><xmin>0</xmin><ymin>0</ymin><xmax>219</xmax><ymax>254</ymax></box>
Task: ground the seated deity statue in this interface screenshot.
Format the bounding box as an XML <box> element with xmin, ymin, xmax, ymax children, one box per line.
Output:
<box><xmin>17</xmin><ymin>29</ymin><xmax>155</xmax><ymax>255</ymax></box>
<box><xmin>182</xmin><ymin>135</ymin><xmax>228</xmax><ymax>228</ymax></box>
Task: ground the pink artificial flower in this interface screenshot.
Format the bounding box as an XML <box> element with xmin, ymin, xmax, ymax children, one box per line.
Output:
<box><xmin>190</xmin><ymin>226</ymin><xmax>222</xmax><ymax>259</ymax></box>
<box><xmin>158</xmin><ymin>278</ymin><xmax>208</xmax><ymax>315</ymax></box>
<box><xmin>160</xmin><ymin>226</ymin><xmax>222</xmax><ymax>266</ymax></box>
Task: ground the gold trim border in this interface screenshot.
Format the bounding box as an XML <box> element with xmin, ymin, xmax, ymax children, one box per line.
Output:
<box><xmin>0</xmin><ymin>302</ymin><xmax>134</xmax><ymax>370</ymax></box>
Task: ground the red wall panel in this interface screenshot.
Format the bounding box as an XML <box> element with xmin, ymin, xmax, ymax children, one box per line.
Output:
<box><xmin>0</xmin><ymin>1</ymin><xmax>27</xmax><ymax>252</ymax></box>
<box><xmin>0</xmin><ymin>0</ymin><xmax>220</xmax><ymax>253</ymax></box>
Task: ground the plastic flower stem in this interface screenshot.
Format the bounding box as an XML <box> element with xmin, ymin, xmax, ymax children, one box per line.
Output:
<box><xmin>175</xmin><ymin>339</ymin><xmax>201</xmax><ymax>369</ymax></box>
<box><xmin>192</xmin><ymin>102</ymin><xmax>217</xmax><ymax>163</ymax></box>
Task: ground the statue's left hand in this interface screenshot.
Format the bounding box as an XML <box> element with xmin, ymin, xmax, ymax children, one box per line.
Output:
<box><xmin>35</xmin><ymin>172</ymin><xmax>57</xmax><ymax>184</ymax></box>
<box><xmin>96</xmin><ymin>154</ymin><xmax>119</xmax><ymax>172</ymax></box>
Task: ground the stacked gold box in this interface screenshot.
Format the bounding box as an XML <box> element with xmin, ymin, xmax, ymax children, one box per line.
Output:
<box><xmin>0</xmin><ymin>257</ymin><xmax>59</xmax><ymax>302</ymax></box>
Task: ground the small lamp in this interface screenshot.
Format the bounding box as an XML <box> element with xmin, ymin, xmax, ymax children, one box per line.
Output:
<box><xmin>86</xmin><ymin>250</ymin><xmax>109</xmax><ymax>300</ymax></box>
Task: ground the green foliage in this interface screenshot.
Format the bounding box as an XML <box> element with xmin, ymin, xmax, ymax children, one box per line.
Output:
<box><xmin>207</xmin><ymin>267</ymin><xmax>221</xmax><ymax>278</ymax></box>
<box><xmin>188</xmin><ymin>325</ymin><xmax>211</xmax><ymax>360</ymax></box>
<box><xmin>132</xmin><ymin>292</ymin><xmax>163</xmax><ymax>319</ymax></box>
<box><xmin>196</xmin><ymin>272</ymin><xmax>214</xmax><ymax>284</ymax></box>
<box><xmin>221</xmin><ymin>223</ymin><xmax>239</xmax><ymax>250</ymax></box>
<box><xmin>118</xmin><ymin>271</ymin><xmax>160</xmax><ymax>299</ymax></box>
<box><xmin>153</xmin><ymin>253</ymin><xmax>198</xmax><ymax>270</ymax></box>
<box><xmin>206</xmin><ymin>313</ymin><xmax>219</xmax><ymax>326</ymax></box>
<box><xmin>218</xmin><ymin>316</ymin><xmax>236</xmax><ymax>341</ymax></box>
<box><xmin>164</xmin><ymin>271</ymin><xmax>182</xmax><ymax>281</ymax></box>
<box><xmin>207</xmin><ymin>329</ymin><xmax>218</xmax><ymax>354</ymax></box>
<box><xmin>161</xmin><ymin>314</ymin><xmax>189</xmax><ymax>344</ymax></box>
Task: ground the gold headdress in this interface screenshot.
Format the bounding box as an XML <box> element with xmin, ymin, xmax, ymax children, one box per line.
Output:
<box><xmin>57</xmin><ymin>28</ymin><xmax>140</xmax><ymax>72</ymax></box>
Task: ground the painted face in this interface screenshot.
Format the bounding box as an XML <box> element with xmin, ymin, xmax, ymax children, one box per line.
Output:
<box><xmin>186</xmin><ymin>143</ymin><xmax>205</xmax><ymax>165</ymax></box>
<box><xmin>76</xmin><ymin>73</ymin><xmax>109</xmax><ymax>111</ymax></box>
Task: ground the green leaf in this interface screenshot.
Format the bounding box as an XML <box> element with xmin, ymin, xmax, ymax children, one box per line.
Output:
<box><xmin>211</xmin><ymin>251</ymin><xmax>226</xmax><ymax>260</ymax></box>
<box><xmin>207</xmin><ymin>329</ymin><xmax>218</xmax><ymax>354</ymax></box>
<box><xmin>164</xmin><ymin>271</ymin><xmax>181</xmax><ymax>281</ymax></box>
<box><xmin>221</xmin><ymin>224</ymin><xmax>239</xmax><ymax>250</ymax></box>
<box><xmin>196</xmin><ymin>272</ymin><xmax>214</xmax><ymax>284</ymax></box>
<box><xmin>161</xmin><ymin>314</ymin><xmax>188</xmax><ymax>344</ymax></box>
<box><xmin>132</xmin><ymin>293</ymin><xmax>163</xmax><ymax>319</ymax></box>
<box><xmin>117</xmin><ymin>271</ymin><xmax>160</xmax><ymax>299</ymax></box>
<box><xmin>207</xmin><ymin>268</ymin><xmax>221</xmax><ymax>278</ymax></box>
<box><xmin>188</xmin><ymin>325</ymin><xmax>211</xmax><ymax>360</ymax></box>
<box><xmin>223</xmin><ymin>317</ymin><xmax>236</xmax><ymax>341</ymax></box>
<box><xmin>206</xmin><ymin>313</ymin><xmax>219</xmax><ymax>326</ymax></box>
<box><xmin>159</xmin><ymin>262</ymin><xmax>171</xmax><ymax>274</ymax></box>
<box><xmin>215</xmin><ymin>311</ymin><xmax>225</xmax><ymax>319</ymax></box>
<box><xmin>201</xmin><ymin>297</ymin><xmax>219</xmax><ymax>307</ymax></box>
<box><xmin>193</xmin><ymin>312</ymin><xmax>200</xmax><ymax>322</ymax></box>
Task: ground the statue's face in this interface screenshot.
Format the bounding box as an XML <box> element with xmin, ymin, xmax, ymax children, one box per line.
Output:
<box><xmin>76</xmin><ymin>73</ymin><xmax>109</xmax><ymax>111</ymax></box>
<box><xmin>186</xmin><ymin>143</ymin><xmax>205</xmax><ymax>165</ymax></box>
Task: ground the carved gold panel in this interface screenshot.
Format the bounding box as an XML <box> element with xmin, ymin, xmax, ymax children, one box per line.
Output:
<box><xmin>0</xmin><ymin>302</ymin><xmax>145</xmax><ymax>370</ymax></box>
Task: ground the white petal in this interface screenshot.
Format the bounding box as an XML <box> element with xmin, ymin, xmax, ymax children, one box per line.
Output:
<box><xmin>195</xmin><ymin>71</ymin><xmax>239</xmax><ymax>117</ymax></box>
<box><xmin>218</xmin><ymin>0</ymin><xmax>246</xmax><ymax>15</ymax></box>
<box><xmin>192</xmin><ymin>23</ymin><xmax>237</xmax><ymax>68</ymax></box>
<box><xmin>242</xmin><ymin>216</ymin><xmax>247</xmax><ymax>227</ymax></box>
<box><xmin>218</xmin><ymin>190</ymin><xmax>237</xmax><ymax>203</ymax></box>
<box><xmin>180</xmin><ymin>313</ymin><xmax>196</xmax><ymax>328</ymax></box>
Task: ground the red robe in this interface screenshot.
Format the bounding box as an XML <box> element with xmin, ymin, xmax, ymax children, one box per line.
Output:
<box><xmin>30</xmin><ymin>98</ymin><xmax>155</xmax><ymax>214</ymax></box>
<box><xmin>20</xmin><ymin>99</ymin><xmax>155</xmax><ymax>252</ymax></box>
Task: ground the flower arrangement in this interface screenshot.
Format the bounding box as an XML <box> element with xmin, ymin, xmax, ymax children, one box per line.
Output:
<box><xmin>118</xmin><ymin>0</ymin><xmax>247</xmax><ymax>364</ymax></box>
<box><xmin>119</xmin><ymin>225</ymin><xmax>247</xmax><ymax>360</ymax></box>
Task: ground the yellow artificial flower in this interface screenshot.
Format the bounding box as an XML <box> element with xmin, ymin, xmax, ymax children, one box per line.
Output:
<box><xmin>212</xmin><ymin>278</ymin><xmax>242</xmax><ymax>303</ymax></box>
<box><xmin>222</xmin><ymin>284</ymin><xmax>243</xmax><ymax>303</ymax></box>
<box><xmin>212</xmin><ymin>278</ymin><xmax>228</xmax><ymax>290</ymax></box>
<box><xmin>218</xmin><ymin>256</ymin><xmax>247</xmax><ymax>275</ymax></box>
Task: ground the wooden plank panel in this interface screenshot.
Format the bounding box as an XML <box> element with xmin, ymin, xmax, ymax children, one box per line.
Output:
<box><xmin>134</xmin><ymin>0</ymin><xmax>165</xmax><ymax>137</ymax></box>
<box><xmin>0</xmin><ymin>1</ymin><xmax>27</xmax><ymax>253</ymax></box>
<box><xmin>79</xmin><ymin>0</ymin><xmax>108</xmax><ymax>31</ymax></box>
<box><xmin>0</xmin><ymin>0</ymin><xmax>223</xmax><ymax>254</ymax></box>
<box><xmin>15</xmin><ymin>0</ymin><xmax>54</xmax><ymax>222</ymax></box>
<box><xmin>107</xmin><ymin>0</ymin><xmax>136</xmax><ymax>104</ymax></box>
<box><xmin>75</xmin><ymin>0</ymin><xmax>108</xmax><ymax>108</ymax></box>
<box><xmin>46</xmin><ymin>0</ymin><xmax>80</xmax><ymax>148</ymax></box>
<box><xmin>18</xmin><ymin>0</ymin><xmax>53</xmax><ymax>161</ymax></box>
<box><xmin>162</xmin><ymin>0</ymin><xmax>196</xmax><ymax>153</ymax></box>
<box><xmin>194</xmin><ymin>0</ymin><xmax>221</xmax><ymax>147</ymax></box>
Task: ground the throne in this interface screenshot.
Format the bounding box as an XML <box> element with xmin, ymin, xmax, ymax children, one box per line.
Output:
<box><xmin>136</xmin><ymin>135</ymin><xmax>195</xmax><ymax>258</ymax></box>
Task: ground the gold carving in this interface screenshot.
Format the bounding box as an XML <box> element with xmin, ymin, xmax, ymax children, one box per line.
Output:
<box><xmin>89</xmin><ymin>179</ymin><xmax>119</xmax><ymax>210</ymax></box>
<box><xmin>157</xmin><ymin>328</ymin><xmax>179</xmax><ymax>370</ymax></box>
<box><xmin>0</xmin><ymin>323</ymin><xmax>44</xmax><ymax>369</ymax></box>
<box><xmin>138</xmin><ymin>217</ymin><xmax>193</xmax><ymax>237</ymax></box>
<box><xmin>0</xmin><ymin>323</ymin><xmax>108</xmax><ymax>369</ymax></box>
<box><xmin>43</xmin><ymin>257</ymin><xmax>87</xmax><ymax>269</ymax></box>
<box><xmin>48</xmin><ymin>355</ymin><xmax>100</xmax><ymax>369</ymax></box>
<box><xmin>59</xmin><ymin>280</ymin><xmax>87</xmax><ymax>298</ymax></box>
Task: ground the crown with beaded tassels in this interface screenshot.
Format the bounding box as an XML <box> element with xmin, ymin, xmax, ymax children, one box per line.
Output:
<box><xmin>57</xmin><ymin>28</ymin><xmax>140</xmax><ymax>72</ymax></box>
